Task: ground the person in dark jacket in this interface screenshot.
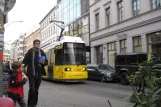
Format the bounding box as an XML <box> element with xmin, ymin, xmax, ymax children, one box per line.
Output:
<box><xmin>4</xmin><ymin>61</ymin><xmax>11</xmax><ymax>71</ymax></box>
<box><xmin>22</xmin><ymin>39</ymin><xmax>48</xmax><ymax>107</ymax></box>
<box><xmin>3</xmin><ymin>61</ymin><xmax>11</xmax><ymax>97</ymax></box>
<box><xmin>8</xmin><ymin>61</ymin><xmax>28</xmax><ymax>107</ymax></box>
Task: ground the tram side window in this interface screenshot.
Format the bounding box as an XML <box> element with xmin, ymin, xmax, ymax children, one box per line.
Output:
<box><xmin>55</xmin><ymin>49</ymin><xmax>63</xmax><ymax>65</ymax></box>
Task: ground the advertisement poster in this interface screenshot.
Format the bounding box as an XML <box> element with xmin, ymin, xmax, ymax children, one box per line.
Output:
<box><xmin>0</xmin><ymin>53</ymin><xmax>3</xmax><ymax>61</ymax></box>
<box><xmin>0</xmin><ymin>46</ymin><xmax>3</xmax><ymax>61</ymax></box>
<box><xmin>0</xmin><ymin>32</ymin><xmax>4</xmax><ymax>61</ymax></box>
<box><xmin>0</xmin><ymin>33</ymin><xmax>4</xmax><ymax>47</ymax></box>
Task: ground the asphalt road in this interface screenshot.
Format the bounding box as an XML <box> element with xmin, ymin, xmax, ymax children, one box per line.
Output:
<box><xmin>17</xmin><ymin>80</ymin><xmax>133</xmax><ymax>107</ymax></box>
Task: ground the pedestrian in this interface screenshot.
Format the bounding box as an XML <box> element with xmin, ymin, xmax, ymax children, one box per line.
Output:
<box><xmin>8</xmin><ymin>61</ymin><xmax>28</xmax><ymax>107</ymax></box>
<box><xmin>4</xmin><ymin>61</ymin><xmax>11</xmax><ymax>71</ymax></box>
<box><xmin>3</xmin><ymin>61</ymin><xmax>11</xmax><ymax>97</ymax></box>
<box><xmin>21</xmin><ymin>39</ymin><xmax>48</xmax><ymax>107</ymax></box>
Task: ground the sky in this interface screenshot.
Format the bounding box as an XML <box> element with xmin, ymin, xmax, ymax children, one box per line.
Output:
<box><xmin>4</xmin><ymin>0</ymin><xmax>57</xmax><ymax>44</ymax></box>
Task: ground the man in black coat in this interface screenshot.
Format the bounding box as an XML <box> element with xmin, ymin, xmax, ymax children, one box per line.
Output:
<box><xmin>22</xmin><ymin>39</ymin><xmax>48</xmax><ymax>107</ymax></box>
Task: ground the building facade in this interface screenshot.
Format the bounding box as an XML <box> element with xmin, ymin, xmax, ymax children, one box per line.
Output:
<box><xmin>39</xmin><ymin>0</ymin><xmax>90</xmax><ymax>62</ymax></box>
<box><xmin>3</xmin><ymin>42</ymin><xmax>11</xmax><ymax>62</ymax></box>
<box><xmin>10</xmin><ymin>40</ymin><xmax>18</xmax><ymax>63</ymax></box>
<box><xmin>57</xmin><ymin>0</ymin><xmax>90</xmax><ymax>63</ymax></box>
<box><xmin>10</xmin><ymin>34</ymin><xmax>25</xmax><ymax>62</ymax></box>
<box><xmin>39</xmin><ymin>7</ymin><xmax>59</xmax><ymax>51</ymax></box>
<box><xmin>90</xmin><ymin>0</ymin><xmax>161</xmax><ymax>68</ymax></box>
<box><xmin>24</xmin><ymin>28</ymin><xmax>40</xmax><ymax>55</ymax></box>
<box><xmin>3</xmin><ymin>49</ymin><xmax>10</xmax><ymax>62</ymax></box>
<box><xmin>57</xmin><ymin>0</ymin><xmax>89</xmax><ymax>25</ymax></box>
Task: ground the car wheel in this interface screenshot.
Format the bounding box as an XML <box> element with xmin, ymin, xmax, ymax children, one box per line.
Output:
<box><xmin>100</xmin><ymin>75</ymin><xmax>106</xmax><ymax>82</ymax></box>
<box><xmin>120</xmin><ymin>72</ymin><xmax>129</xmax><ymax>85</ymax></box>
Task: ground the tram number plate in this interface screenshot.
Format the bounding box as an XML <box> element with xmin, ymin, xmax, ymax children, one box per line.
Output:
<box><xmin>77</xmin><ymin>69</ymin><xmax>81</xmax><ymax>71</ymax></box>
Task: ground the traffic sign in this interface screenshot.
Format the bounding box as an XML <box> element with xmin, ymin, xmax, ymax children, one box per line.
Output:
<box><xmin>4</xmin><ymin>0</ymin><xmax>16</xmax><ymax>13</ymax></box>
<box><xmin>0</xmin><ymin>0</ymin><xmax>16</xmax><ymax>13</ymax></box>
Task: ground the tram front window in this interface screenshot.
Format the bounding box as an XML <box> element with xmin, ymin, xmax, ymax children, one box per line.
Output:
<box><xmin>63</xmin><ymin>43</ymin><xmax>86</xmax><ymax>65</ymax></box>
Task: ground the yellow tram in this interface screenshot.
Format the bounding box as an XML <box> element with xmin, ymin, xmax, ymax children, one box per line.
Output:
<box><xmin>42</xmin><ymin>36</ymin><xmax>88</xmax><ymax>81</ymax></box>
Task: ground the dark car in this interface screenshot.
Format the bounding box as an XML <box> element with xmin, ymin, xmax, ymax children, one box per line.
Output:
<box><xmin>87</xmin><ymin>64</ymin><xmax>118</xmax><ymax>82</ymax></box>
<box><xmin>115</xmin><ymin>52</ymin><xmax>161</xmax><ymax>85</ymax></box>
<box><xmin>115</xmin><ymin>53</ymin><xmax>147</xmax><ymax>85</ymax></box>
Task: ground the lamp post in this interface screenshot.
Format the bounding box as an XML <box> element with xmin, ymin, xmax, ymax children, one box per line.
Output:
<box><xmin>50</xmin><ymin>20</ymin><xmax>65</xmax><ymax>41</ymax></box>
<box><xmin>0</xmin><ymin>0</ymin><xmax>18</xmax><ymax>97</ymax></box>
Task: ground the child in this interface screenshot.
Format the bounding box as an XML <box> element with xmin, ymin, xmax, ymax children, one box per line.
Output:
<box><xmin>8</xmin><ymin>61</ymin><xmax>28</xmax><ymax>107</ymax></box>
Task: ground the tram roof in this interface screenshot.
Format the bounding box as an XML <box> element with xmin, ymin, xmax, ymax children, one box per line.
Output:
<box><xmin>59</xmin><ymin>36</ymin><xmax>85</xmax><ymax>43</ymax></box>
<box><xmin>43</xmin><ymin>36</ymin><xmax>85</xmax><ymax>52</ymax></box>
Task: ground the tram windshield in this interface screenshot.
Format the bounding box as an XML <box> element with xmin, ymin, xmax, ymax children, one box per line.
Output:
<box><xmin>63</xmin><ymin>42</ymin><xmax>86</xmax><ymax>65</ymax></box>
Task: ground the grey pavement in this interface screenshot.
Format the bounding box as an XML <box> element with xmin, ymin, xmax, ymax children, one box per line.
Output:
<box><xmin>17</xmin><ymin>80</ymin><xmax>133</xmax><ymax>107</ymax></box>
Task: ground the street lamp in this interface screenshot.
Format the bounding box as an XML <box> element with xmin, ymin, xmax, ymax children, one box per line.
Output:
<box><xmin>50</xmin><ymin>20</ymin><xmax>65</xmax><ymax>41</ymax></box>
<box><xmin>4</xmin><ymin>21</ymin><xmax>23</xmax><ymax>29</ymax></box>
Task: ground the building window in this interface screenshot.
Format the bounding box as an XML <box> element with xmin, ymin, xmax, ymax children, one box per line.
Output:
<box><xmin>95</xmin><ymin>13</ymin><xmax>99</xmax><ymax>31</ymax></box>
<box><xmin>96</xmin><ymin>45</ymin><xmax>103</xmax><ymax>64</ymax></box>
<box><xmin>133</xmin><ymin>36</ymin><xmax>142</xmax><ymax>52</ymax></box>
<box><xmin>151</xmin><ymin>0</ymin><xmax>161</xmax><ymax>9</ymax></box>
<box><xmin>19</xmin><ymin>47</ymin><xmax>23</xmax><ymax>50</ymax></box>
<box><xmin>20</xmin><ymin>41</ymin><xmax>23</xmax><ymax>44</ymax></box>
<box><xmin>147</xmin><ymin>31</ymin><xmax>161</xmax><ymax>53</ymax></box>
<box><xmin>69</xmin><ymin>24</ymin><xmax>73</xmax><ymax>36</ymax></box>
<box><xmin>120</xmin><ymin>39</ymin><xmax>127</xmax><ymax>53</ymax></box>
<box><xmin>95</xmin><ymin>0</ymin><xmax>99</xmax><ymax>2</ymax></box>
<box><xmin>49</xmin><ymin>29</ymin><xmax>50</xmax><ymax>36</ymax></box>
<box><xmin>132</xmin><ymin>0</ymin><xmax>140</xmax><ymax>16</ymax></box>
<box><xmin>108</xmin><ymin>42</ymin><xmax>117</xmax><ymax>68</ymax></box>
<box><xmin>105</xmin><ymin>7</ymin><xmax>110</xmax><ymax>27</ymax></box>
<box><xmin>73</xmin><ymin>21</ymin><xmax>79</xmax><ymax>36</ymax></box>
<box><xmin>117</xmin><ymin>0</ymin><xmax>123</xmax><ymax>22</ymax></box>
<box><xmin>54</xmin><ymin>26</ymin><xmax>55</xmax><ymax>32</ymax></box>
<box><xmin>19</xmin><ymin>36</ymin><xmax>23</xmax><ymax>39</ymax></box>
<box><xmin>54</xmin><ymin>13</ymin><xmax>56</xmax><ymax>19</ymax></box>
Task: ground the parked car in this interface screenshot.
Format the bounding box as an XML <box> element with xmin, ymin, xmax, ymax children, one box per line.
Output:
<box><xmin>115</xmin><ymin>53</ymin><xmax>147</xmax><ymax>85</ymax></box>
<box><xmin>87</xmin><ymin>64</ymin><xmax>118</xmax><ymax>82</ymax></box>
<box><xmin>115</xmin><ymin>52</ymin><xmax>161</xmax><ymax>85</ymax></box>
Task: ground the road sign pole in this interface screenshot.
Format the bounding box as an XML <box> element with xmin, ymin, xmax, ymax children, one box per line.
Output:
<box><xmin>0</xmin><ymin>0</ymin><xmax>16</xmax><ymax>97</ymax></box>
<box><xmin>0</xmin><ymin>9</ymin><xmax>4</xmax><ymax>97</ymax></box>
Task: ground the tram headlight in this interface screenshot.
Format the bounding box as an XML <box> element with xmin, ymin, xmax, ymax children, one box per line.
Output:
<box><xmin>83</xmin><ymin>67</ymin><xmax>86</xmax><ymax>71</ymax></box>
<box><xmin>65</xmin><ymin>68</ymin><xmax>71</xmax><ymax>71</ymax></box>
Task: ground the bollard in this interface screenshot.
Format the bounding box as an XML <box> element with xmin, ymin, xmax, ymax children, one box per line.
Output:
<box><xmin>0</xmin><ymin>98</ymin><xmax>14</xmax><ymax>107</ymax></box>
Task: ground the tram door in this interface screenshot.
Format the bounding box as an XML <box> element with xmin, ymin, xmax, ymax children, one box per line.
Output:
<box><xmin>48</xmin><ymin>48</ymin><xmax>54</xmax><ymax>79</ymax></box>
